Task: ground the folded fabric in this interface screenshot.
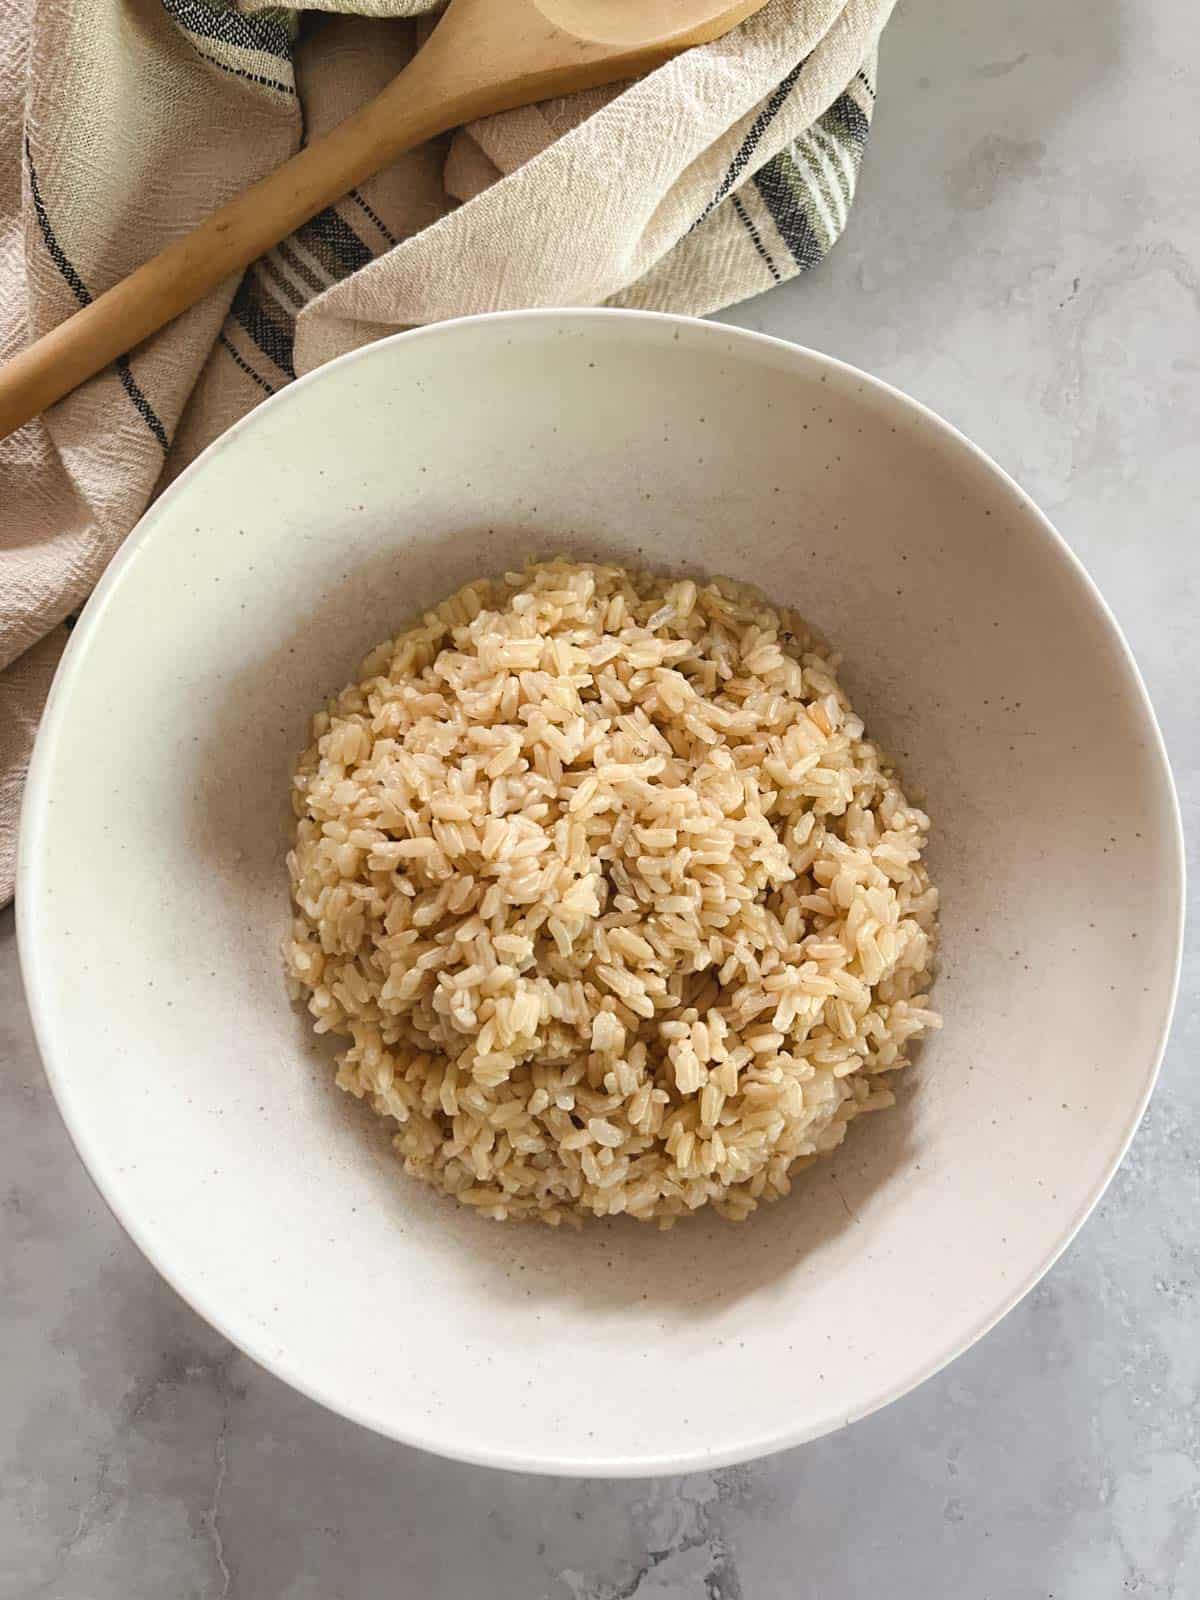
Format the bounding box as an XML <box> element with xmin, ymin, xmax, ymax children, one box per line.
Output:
<box><xmin>0</xmin><ymin>0</ymin><xmax>895</xmax><ymax>901</ymax></box>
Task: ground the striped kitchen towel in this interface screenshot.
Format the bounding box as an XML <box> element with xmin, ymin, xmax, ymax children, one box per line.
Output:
<box><xmin>0</xmin><ymin>0</ymin><xmax>894</xmax><ymax>901</ymax></box>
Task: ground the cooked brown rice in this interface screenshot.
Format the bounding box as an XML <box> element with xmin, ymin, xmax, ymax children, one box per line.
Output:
<box><xmin>285</xmin><ymin>559</ymin><xmax>940</xmax><ymax>1225</ymax></box>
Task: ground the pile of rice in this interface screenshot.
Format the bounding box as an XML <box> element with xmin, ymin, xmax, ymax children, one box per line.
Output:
<box><xmin>285</xmin><ymin>559</ymin><xmax>939</xmax><ymax>1226</ymax></box>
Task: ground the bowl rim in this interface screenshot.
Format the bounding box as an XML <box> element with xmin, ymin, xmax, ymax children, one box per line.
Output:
<box><xmin>16</xmin><ymin>306</ymin><xmax>1186</xmax><ymax>1476</ymax></box>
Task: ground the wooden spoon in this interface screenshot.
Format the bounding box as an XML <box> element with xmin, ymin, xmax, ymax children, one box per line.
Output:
<box><xmin>0</xmin><ymin>0</ymin><xmax>768</xmax><ymax>441</ymax></box>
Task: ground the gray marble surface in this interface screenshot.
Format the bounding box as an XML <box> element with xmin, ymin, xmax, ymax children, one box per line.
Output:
<box><xmin>3</xmin><ymin>0</ymin><xmax>1198</xmax><ymax>1593</ymax></box>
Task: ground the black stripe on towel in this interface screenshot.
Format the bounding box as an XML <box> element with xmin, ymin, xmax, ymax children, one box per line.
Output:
<box><xmin>692</xmin><ymin>58</ymin><xmax>806</xmax><ymax>231</ymax></box>
<box><xmin>159</xmin><ymin>0</ymin><xmax>293</xmax><ymax>62</ymax></box>
<box><xmin>731</xmin><ymin>192</ymin><xmax>782</xmax><ymax>283</ymax></box>
<box><xmin>230</xmin><ymin>272</ymin><xmax>296</xmax><ymax>380</ymax></box>
<box><xmin>752</xmin><ymin>153</ymin><xmax>825</xmax><ymax>272</ymax></box>
<box><xmin>25</xmin><ymin>137</ymin><xmax>169</xmax><ymax>451</ymax></box>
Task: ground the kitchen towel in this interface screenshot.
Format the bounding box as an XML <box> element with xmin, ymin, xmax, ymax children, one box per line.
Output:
<box><xmin>0</xmin><ymin>0</ymin><xmax>895</xmax><ymax>901</ymax></box>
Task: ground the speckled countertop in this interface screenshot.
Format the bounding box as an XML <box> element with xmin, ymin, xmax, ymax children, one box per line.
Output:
<box><xmin>3</xmin><ymin>1</ymin><xmax>1198</xmax><ymax>1594</ymax></box>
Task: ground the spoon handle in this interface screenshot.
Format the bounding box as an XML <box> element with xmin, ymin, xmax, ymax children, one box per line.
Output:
<box><xmin>0</xmin><ymin>0</ymin><xmax>637</xmax><ymax>442</ymax></box>
<box><xmin>0</xmin><ymin>50</ymin><xmax>471</xmax><ymax>442</ymax></box>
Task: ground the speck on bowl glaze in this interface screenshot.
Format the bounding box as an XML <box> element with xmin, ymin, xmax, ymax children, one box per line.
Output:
<box><xmin>18</xmin><ymin>311</ymin><xmax>1183</xmax><ymax>1475</ymax></box>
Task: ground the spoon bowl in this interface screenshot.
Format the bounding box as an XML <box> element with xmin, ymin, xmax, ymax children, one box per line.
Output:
<box><xmin>537</xmin><ymin>0</ymin><xmax>768</xmax><ymax>47</ymax></box>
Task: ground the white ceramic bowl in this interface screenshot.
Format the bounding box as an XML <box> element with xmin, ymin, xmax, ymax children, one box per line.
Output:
<box><xmin>19</xmin><ymin>311</ymin><xmax>1183</xmax><ymax>1475</ymax></box>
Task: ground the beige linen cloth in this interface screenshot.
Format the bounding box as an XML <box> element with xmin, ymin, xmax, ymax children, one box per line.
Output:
<box><xmin>0</xmin><ymin>0</ymin><xmax>895</xmax><ymax>901</ymax></box>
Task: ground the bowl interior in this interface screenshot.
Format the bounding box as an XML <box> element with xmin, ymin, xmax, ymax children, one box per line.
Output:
<box><xmin>19</xmin><ymin>312</ymin><xmax>1181</xmax><ymax>1473</ymax></box>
